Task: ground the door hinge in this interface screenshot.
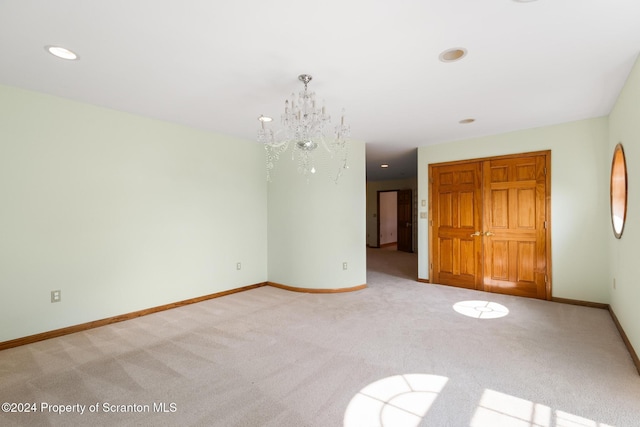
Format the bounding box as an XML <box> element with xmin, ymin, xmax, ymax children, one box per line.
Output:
<box><xmin>544</xmin><ymin>221</ymin><xmax>548</xmax><ymax>229</ymax></box>
<box><xmin>545</xmin><ymin>275</ymin><xmax>548</xmax><ymax>283</ymax></box>
<box><xmin>429</xmin><ymin>220</ymin><xmax>433</xmax><ymax>226</ymax></box>
<box><xmin>543</xmin><ymin>167</ymin><xmax>547</xmax><ymax>175</ymax></box>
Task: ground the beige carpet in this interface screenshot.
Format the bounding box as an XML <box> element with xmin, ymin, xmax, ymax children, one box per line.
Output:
<box><xmin>1</xmin><ymin>248</ymin><xmax>639</xmax><ymax>426</ymax></box>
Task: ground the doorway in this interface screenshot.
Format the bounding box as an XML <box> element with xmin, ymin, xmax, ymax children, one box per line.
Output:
<box><xmin>428</xmin><ymin>151</ymin><xmax>551</xmax><ymax>300</ymax></box>
<box><xmin>377</xmin><ymin>189</ymin><xmax>413</xmax><ymax>253</ymax></box>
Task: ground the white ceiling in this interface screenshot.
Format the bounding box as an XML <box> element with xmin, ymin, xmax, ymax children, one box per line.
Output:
<box><xmin>1</xmin><ymin>0</ymin><xmax>639</xmax><ymax>181</ymax></box>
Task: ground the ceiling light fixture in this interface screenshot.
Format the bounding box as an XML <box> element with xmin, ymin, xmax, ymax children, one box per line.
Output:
<box><xmin>439</xmin><ymin>48</ymin><xmax>467</xmax><ymax>63</ymax></box>
<box><xmin>258</xmin><ymin>74</ymin><xmax>350</xmax><ymax>183</ymax></box>
<box><xmin>45</xmin><ymin>45</ymin><xmax>78</xmax><ymax>60</ymax></box>
<box><xmin>380</xmin><ymin>164</ymin><xmax>389</xmax><ymax>168</ymax></box>
<box><xmin>459</xmin><ymin>118</ymin><xmax>476</xmax><ymax>124</ymax></box>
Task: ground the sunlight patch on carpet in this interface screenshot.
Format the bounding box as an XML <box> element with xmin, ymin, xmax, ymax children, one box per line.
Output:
<box><xmin>453</xmin><ymin>300</ymin><xmax>509</xmax><ymax>319</ymax></box>
<box><xmin>471</xmin><ymin>389</ymin><xmax>615</xmax><ymax>427</ymax></box>
<box><xmin>343</xmin><ymin>374</ymin><xmax>448</xmax><ymax>427</ymax></box>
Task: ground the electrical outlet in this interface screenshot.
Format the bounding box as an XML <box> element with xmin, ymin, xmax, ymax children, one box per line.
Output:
<box><xmin>236</xmin><ymin>262</ymin><xmax>242</xmax><ymax>270</ymax></box>
<box><xmin>343</xmin><ymin>262</ymin><xmax>348</xmax><ymax>270</ymax></box>
<box><xmin>51</xmin><ymin>290</ymin><xmax>61</xmax><ymax>303</ymax></box>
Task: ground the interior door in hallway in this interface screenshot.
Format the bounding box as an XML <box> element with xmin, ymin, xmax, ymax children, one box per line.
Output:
<box><xmin>429</xmin><ymin>152</ymin><xmax>550</xmax><ymax>299</ymax></box>
<box><xmin>397</xmin><ymin>189</ymin><xmax>413</xmax><ymax>252</ymax></box>
<box><xmin>430</xmin><ymin>162</ymin><xmax>483</xmax><ymax>290</ymax></box>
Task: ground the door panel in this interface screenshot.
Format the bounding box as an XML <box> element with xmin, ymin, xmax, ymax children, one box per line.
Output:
<box><xmin>429</xmin><ymin>152</ymin><xmax>550</xmax><ymax>300</ymax></box>
<box><xmin>431</xmin><ymin>162</ymin><xmax>483</xmax><ymax>290</ymax></box>
<box><xmin>397</xmin><ymin>189</ymin><xmax>413</xmax><ymax>252</ymax></box>
<box><xmin>482</xmin><ymin>155</ymin><xmax>547</xmax><ymax>299</ymax></box>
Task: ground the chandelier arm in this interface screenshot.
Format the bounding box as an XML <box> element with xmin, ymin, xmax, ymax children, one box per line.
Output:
<box><xmin>267</xmin><ymin>140</ymin><xmax>289</xmax><ymax>149</ymax></box>
<box><xmin>317</xmin><ymin>136</ymin><xmax>333</xmax><ymax>153</ymax></box>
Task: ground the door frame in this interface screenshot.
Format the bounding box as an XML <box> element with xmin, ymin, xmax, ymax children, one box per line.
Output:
<box><xmin>376</xmin><ymin>189</ymin><xmax>414</xmax><ymax>251</ymax></box>
<box><xmin>428</xmin><ymin>150</ymin><xmax>552</xmax><ymax>299</ymax></box>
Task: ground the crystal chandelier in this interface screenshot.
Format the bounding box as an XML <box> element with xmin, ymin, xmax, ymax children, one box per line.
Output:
<box><xmin>257</xmin><ymin>74</ymin><xmax>350</xmax><ymax>183</ymax></box>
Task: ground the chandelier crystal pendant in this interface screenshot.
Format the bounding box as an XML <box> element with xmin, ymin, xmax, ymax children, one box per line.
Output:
<box><xmin>257</xmin><ymin>74</ymin><xmax>350</xmax><ymax>183</ymax></box>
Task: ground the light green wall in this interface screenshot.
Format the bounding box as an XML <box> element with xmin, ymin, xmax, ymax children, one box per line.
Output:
<box><xmin>418</xmin><ymin>117</ymin><xmax>611</xmax><ymax>303</ymax></box>
<box><xmin>267</xmin><ymin>141</ymin><xmax>367</xmax><ymax>289</ymax></box>
<box><xmin>0</xmin><ymin>85</ymin><xmax>268</xmax><ymax>342</ymax></box>
<box><xmin>0</xmin><ymin>84</ymin><xmax>367</xmax><ymax>343</ymax></box>
<box><xmin>608</xmin><ymin>55</ymin><xmax>640</xmax><ymax>356</ymax></box>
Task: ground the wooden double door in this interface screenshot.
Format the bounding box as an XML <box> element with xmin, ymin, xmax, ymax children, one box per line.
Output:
<box><xmin>429</xmin><ymin>151</ymin><xmax>551</xmax><ymax>300</ymax></box>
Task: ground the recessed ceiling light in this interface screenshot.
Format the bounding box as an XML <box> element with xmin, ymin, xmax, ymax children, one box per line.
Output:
<box><xmin>380</xmin><ymin>164</ymin><xmax>389</xmax><ymax>168</ymax></box>
<box><xmin>46</xmin><ymin>45</ymin><xmax>78</xmax><ymax>60</ymax></box>
<box><xmin>439</xmin><ymin>48</ymin><xmax>467</xmax><ymax>63</ymax></box>
<box><xmin>459</xmin><ymin>118</ymin><xmax>476</xmax><ymax>124</ymax></box>
<box><xmin>258</xmin><ymin>115</ymin><xmax>272</xmax><ymax>122</ymax></box>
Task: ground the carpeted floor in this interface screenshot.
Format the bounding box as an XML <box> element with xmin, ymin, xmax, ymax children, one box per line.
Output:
<box><xmin>1</xmin><ymin>248</ymin><xmax>639</xmax><ymax>426</ymax></box>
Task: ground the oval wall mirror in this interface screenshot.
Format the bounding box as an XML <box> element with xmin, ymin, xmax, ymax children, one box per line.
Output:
<box><xmin>610</xmin><ymin>143</ymin><xmax>628</xmax><ymax>239</ymax></box>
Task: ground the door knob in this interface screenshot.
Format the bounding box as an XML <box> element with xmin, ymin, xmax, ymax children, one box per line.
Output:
<box><xmin>470</xmin><ymin>231</ymin><xmax>482</xmax><ymax>237</ymax></box>
<box><xmin>484</xmin><ymin>231</ymin><xmax>495</xmax><ymax>236</ymax></box>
